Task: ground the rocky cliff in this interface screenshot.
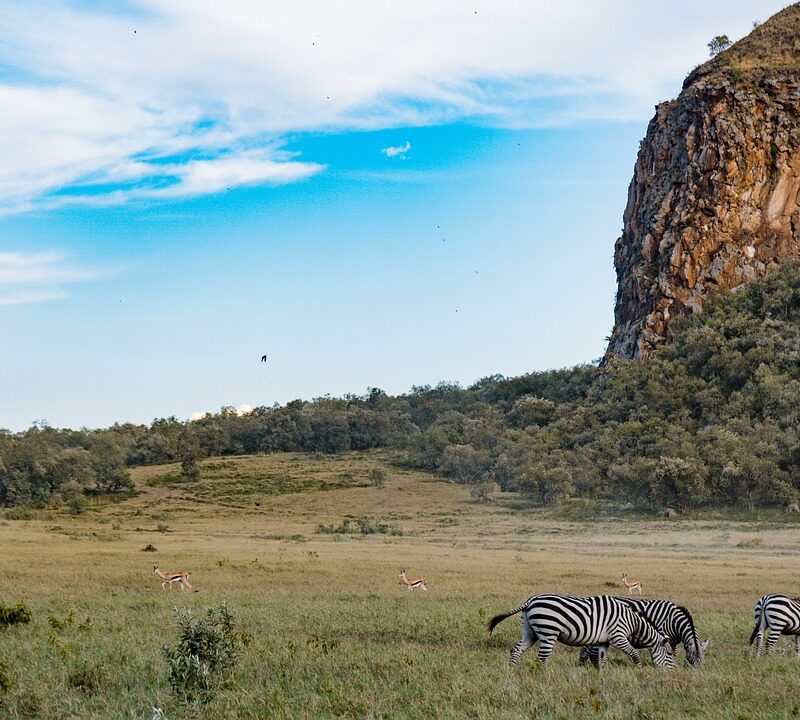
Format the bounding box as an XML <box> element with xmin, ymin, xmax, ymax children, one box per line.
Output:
<box><xmin>606</xmin><ymin>4</ymin><xmax>800</xmax><ymax>360</ymax></box>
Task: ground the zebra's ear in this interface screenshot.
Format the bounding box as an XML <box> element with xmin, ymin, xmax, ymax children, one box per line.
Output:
<box><xmin>700</xmin><ymin>639</ymin><xmax>710</xmax><ymax>651</ymax></box>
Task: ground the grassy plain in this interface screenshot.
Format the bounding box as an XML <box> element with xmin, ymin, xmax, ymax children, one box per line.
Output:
<box><xmin>1</xmin><ymin>450</ymin><xmax>799</xmax><ymax>719</ymax></box>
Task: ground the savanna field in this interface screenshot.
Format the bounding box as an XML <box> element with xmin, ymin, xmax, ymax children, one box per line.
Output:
<box><xmin>1</xmin><ymin>451</ymin><xmax>799</xmax><ymax>720</ymax></box>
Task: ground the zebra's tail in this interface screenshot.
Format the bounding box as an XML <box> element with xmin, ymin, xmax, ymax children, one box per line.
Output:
<box><xmin>488</xmin><ymin>602</ymin><xmax>528</xmax><ymax>635</ymax></box>
<box><xmin>748</xmin><ymin>622</ymin><xmax>760</xmax><ymax>646</ymax></box>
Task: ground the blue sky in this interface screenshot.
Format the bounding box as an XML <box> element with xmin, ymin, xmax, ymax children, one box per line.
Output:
<box><xmin>0</xmin><ymin>1</ymin><xmax>787</xmax><ymax>430</ymax></box>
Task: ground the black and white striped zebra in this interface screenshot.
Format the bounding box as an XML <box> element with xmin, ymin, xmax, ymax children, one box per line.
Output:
<box><xmin>488</xmin><ymin>594</ymin><xmax>674</xmax><ymax>667</ymax></box>
<box><xmin>749</xmin><ymin>594</ymin><xmax>800</xmax><ymax>658</ymax></box>
<box><xmin>580</xmin><ymin>598</ymin><xmax>707</xmax><ymax>668</ymax></box>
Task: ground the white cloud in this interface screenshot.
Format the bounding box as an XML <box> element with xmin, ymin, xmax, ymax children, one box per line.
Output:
<box><xmin>382</xmin><ymin>141</ymin><xmax>411</xmax><ymax>159</ymax></box>
<box><xmin>189</xmin><ymin>405</ymin><xmax>252</xmax><ymax>421</ymax></box>
<box><xmin>0</xmin><ymin>0</ymin><xmax>789</xmax><ymax>213</ymax></box>
<box><xmin>0</xmin><ymin>250</ymin><xmax>110</xmax><ymax>306</ymax></box>
<box><xmin>0</xmin><ymin>289</ymin><xmax>67</xmax><ymax>307</ymax></box>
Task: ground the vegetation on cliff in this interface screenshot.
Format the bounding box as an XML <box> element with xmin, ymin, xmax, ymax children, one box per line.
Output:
<box><xmin>2</xmin><ymin>265</ymin><xmax>798</xmax><ymax>513</ymax></box>
<box><xmin>696</xmin><ymin>4</ymin><xmax>800</xmax><ymax>83</ymax></box>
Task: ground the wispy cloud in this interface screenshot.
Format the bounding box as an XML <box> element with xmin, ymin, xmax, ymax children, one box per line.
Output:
<box><xmin>0</xmin><ymin>251</ymin><xmax>111</xmax><ymax>306</ymax></box>
<box><xmin>382</xmin><ymin>141</ymin><xmax>411</xmax><ymax>159</ymax></box>
<box><xmin>0</xmin><ymin>0</ymin><xmax>787</xmax><ymax>214</ymax></box>
<box><xmin>0</xmin><ymin>289</ymin><xmax>67</xmax><ymax>307</ymax></box>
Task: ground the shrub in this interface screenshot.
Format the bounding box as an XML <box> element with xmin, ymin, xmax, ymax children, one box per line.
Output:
<box><xmin>369</xmin><ymin>468</ymin><xmax>387</xmax><ymax>488</ymax></box>
<box><xmin>0</xmin><ymin>661</ymin><xmax>11</xmax><ymax>694</ymax></box>
<box><xmin>0</xmin><ymin>602</ymin><xmax>32</xmax><ymax>631</ymax></box>
<box><xmin>162</xmin><ymin>603</ymin><xmax>245</xmax><ymax>705</ymax></box>
<box><xmin>315</xmin><ymin>517</ymin><xmax>404</xmax><ymax>536</ymax></box>
<box><xmin>708</xmin><ymin>34</ymin><xmax>732</xmax><ymax>57</ymax></box>
<box><xmin>67</xmin><ymin>494</ymin><xmax>89</xmax><ymax>516</ymax></box>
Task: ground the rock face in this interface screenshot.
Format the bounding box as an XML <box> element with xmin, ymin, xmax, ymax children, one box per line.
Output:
<box><xmin>606</xmin><ymin>5</ymin><xmax>800</xmax><ymax>360</ymax></box>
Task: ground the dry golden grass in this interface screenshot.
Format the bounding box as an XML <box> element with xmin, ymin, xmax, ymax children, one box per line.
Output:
<box><xmin>1</xmin><ymin>451</ymin><xmax>799</xmax><ymax>719</ymax></box>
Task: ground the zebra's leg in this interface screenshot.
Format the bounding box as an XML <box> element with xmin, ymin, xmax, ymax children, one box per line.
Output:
<box><xmin>579</xmin><ymin>644</ymin><xmax>608</xmax><ymax>669</ymax></box>
<box><xmin>535</xmin><ymin>636</ymin><xmax>557</xmax><ymax>664</ymax></box>
<box><xmin>578</xmin><ymin>646</ymin><xmax>591</xmax><ymax>666</ymax></box>
<box><xmin>608</xmin><ymin>632</ymin><xmax>643</xmax><ymax>666</ymax></box>
<box><xmin>509</xmin><ymin>616</ymin><xmax>537</xmax><ymax>665</ymax></box>
<box><xmin>765</xmin><ymin>628</ymin><xmax>779</xmax><ymax>656</ymax></box>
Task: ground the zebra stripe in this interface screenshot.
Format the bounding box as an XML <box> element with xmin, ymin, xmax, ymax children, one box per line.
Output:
<box><xmin>749</xmin><ymin>594</ymin><xmax>800</xmax><ymax>658</ymax></box>
<box><xmin>578</xmin><ymin>644</ymin><xmax>607</xmax><ymax>668</ymax></box>
<box><xmin>581</xmin><ymin>598</ymin><xmax>705</xmax><ymax>668</ymax></box>
<box><xmin>488</xmin><ymin>594</ymin><xmax>674</xmax><ymax>667</ymax></box>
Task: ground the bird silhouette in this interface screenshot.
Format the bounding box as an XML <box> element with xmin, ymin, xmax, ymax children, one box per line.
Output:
<box><xmin>261</xmin><ymin>355</ymin><xmax>267</xmax><ymax>362</ymax></box>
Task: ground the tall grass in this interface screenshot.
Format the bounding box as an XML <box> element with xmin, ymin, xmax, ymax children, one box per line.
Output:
<box><xmin>0</xmin><ymin>451</ymin><xmax>797</xmax><ymax>718</ymax></box>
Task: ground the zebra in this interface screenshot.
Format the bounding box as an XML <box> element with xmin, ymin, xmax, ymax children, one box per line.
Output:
<box><xmin>580</xmin><ymin>598</ymin><xmax>708</xmax><ymax>669</ymax></box>
<box><xmin>578</xmin><ymin>644</ymin><xmax>608</xmax><ymax>669</ymax></box>
<box><xmin>488</xmin><ymin>594</ymin><xmax>674</xmax><ymax>667</ymax></box>
<box><xmin>749</xmin><ymin>594</ymin><xmax>800</xmax><ymax>658</ymax></box>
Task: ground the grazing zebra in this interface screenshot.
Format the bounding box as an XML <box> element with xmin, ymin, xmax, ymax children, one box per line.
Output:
<box><xmin>580</xmin><ymin>598</ymin><xmax>708</xmax><ymax>669</ymax></box>
<box><xmin>749</xmin><ymin>594</ymin><xmax>800</xmax><ymax>658</ymax></box>
<box><xmin>488</xmin><ymin>594</ymin><xmax>674</xmax><ymax>667</ymax></box>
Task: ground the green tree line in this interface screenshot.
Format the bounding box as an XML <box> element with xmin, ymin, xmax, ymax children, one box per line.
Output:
<box><xmin>2</xmin><ymin>264</ymin><xmax>798</xmax><ymax>512</ymax></box>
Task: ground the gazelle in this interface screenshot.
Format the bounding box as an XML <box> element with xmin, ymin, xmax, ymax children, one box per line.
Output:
<box><xmin>153</xmin><ymin>565</ymin><xmax>192</xmax><ymax>591</ymax></box>
<box><xmin>399</xmin><ymin>569</ymin><xmax>427</xmax><ymax>591</ymax></box>
<box><xmin>621</xmin><ymin>573</ymin><xmax>643</xmax><ymax>594</ymax></box>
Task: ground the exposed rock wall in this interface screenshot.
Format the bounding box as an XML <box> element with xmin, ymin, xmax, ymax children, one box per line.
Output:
<box><xmin>606</xmin><ymin>13</ymin><xmax>800</xmax><ymax>360</ymax></box>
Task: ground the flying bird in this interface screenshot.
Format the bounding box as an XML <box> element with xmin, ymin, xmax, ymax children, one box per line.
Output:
<box><xmin>261</xmin><ymin>355</ymin><xmax>267</xmax><ymax>362</ymax></box>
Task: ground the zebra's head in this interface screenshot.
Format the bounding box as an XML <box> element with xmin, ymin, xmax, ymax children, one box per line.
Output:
<box><xmin>677</xmin><ymin>605</ymin><xmax>706</xmax><ymax>668</ymax></box>
<box><xmin>686</xmin><ymin>638</ymin><xmax>710</xmax><ymax>668</ymax></box>
<box><xmin>650</xmin><ymin>635</ymin><xmax>675</xmax><ymax>668</ymax></box>
<box><xmin>632</xmin><ymin>611</ymin><xmax>675</xmax><ymax>668</ymax></box>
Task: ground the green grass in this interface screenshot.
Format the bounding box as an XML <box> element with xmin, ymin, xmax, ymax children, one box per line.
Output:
<box><xmin>1</xmin><ymin>451</ymin><xmax>799</xmax><ymax>719</ymax></box>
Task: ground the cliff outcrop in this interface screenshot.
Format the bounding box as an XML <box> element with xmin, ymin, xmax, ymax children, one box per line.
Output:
<box><xmin>606</xmin><ymin>4</ymin><xmax>800</xmax><ymax>360</ymax></box>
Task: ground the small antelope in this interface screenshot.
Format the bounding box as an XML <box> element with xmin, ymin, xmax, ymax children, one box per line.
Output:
<box><xmin>621</xmin><ymin>573</ymin><xmax>643</xmax><ymax>595</ymax></box>
<box><xmin>399</xmin><ymin>569</ymin><xmax>427</xmax><ymax>591</ymax></box>
<box><xmin>153</xmin><ymin>565</ymin><xmax>192</xmax><ymax>591</ymax></box>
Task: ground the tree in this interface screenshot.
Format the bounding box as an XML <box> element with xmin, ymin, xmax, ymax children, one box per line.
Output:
<box><xmin>177</xmin><ymin>427</ymin><xmax>202</xmax><ymax>481</ymax></box>
<box><xmin>708</xmin><ymin>35</ymin><xmax>732</xmax><ymax>57</ymax></box>
<box><xmin>650</xmin><ymin>456</ymin><xmax>707</xmax><ymax>512</ymax></box>
<box><xmin>517</xmin><ymin>463</ymin><xmax>573</xmax><ymax>506</ymax></box>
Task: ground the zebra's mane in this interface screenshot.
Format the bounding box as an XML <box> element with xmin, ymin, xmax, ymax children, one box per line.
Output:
<box><xmin>675</xmin><ymin>604</ymin><xmax>700</xmax><ymax>655</ymax></box>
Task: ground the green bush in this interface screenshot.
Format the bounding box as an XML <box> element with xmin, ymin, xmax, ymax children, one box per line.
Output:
<box><xmin>0</xmin><ymin>602</ymin><xmax>32</xmax><ymax>631</ymax></box>
<box><xmin>162</xmin><ymin>603</ymin><xmax>245</xmax><ymax>705</ymax></box>
<box><xmin>315</xmin><ymin>517</ymin><xmax>404</xmax><ymax>536</ymax></box>
<box><xmin>369</xmin><ymin>468</ymin><xmax>387</xmax><ymax>488</ymax></box>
